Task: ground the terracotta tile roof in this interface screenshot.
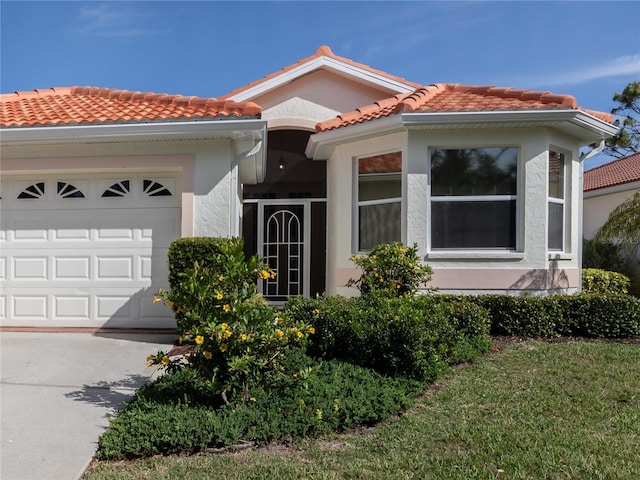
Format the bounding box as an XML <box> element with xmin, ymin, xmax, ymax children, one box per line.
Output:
<box><xmin>220</xmin><ymin>45</ymin><xmax>423</xmax><ymax>100</ymax></box>
<box><xmin>0</xmin><ymin>86</ymin><xmax>262</xmax><ymax>128</ymax></box>
<box><xmin>584</xmin><ymin>153</ymin><xmax>640</xmax><ymax>191</ymax></box>
<box><xmin>316</xmin><ymin>83</ymin><xmax>614</xmax><ymax>132</ymax></box>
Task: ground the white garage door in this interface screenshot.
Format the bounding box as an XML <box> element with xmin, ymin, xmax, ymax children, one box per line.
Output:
<box><xmin>0</xmin><ymin>173</ymin><xmax>181</xmax><ymax>328</ymax></box>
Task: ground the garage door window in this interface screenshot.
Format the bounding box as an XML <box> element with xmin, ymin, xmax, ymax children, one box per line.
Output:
<box><xmin>102</xmin><ymin>180</ymin><xmax>131</xmax><ymax>198</ymax></box>
<box><xmin>17</xmin><ymin>182</ymin><xmax>45</xmax><ymax>199</ymax></box>
<box><xmin>57</xmin><ymin>182</ymin><xmax>85</xmax><ymax>198</ymax></box>
<box><xmin>143</xmin><ymin>179</ymin><xmax>172</xmax><ymax>197</ymax></box>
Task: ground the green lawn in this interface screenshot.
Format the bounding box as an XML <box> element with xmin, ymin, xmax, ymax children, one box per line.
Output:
<box><xmin>84</xmin><ymin>340</ymin><xmax>640</xmax><ymax>480</ymax></box>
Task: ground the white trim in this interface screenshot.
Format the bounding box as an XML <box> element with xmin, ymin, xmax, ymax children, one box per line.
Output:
<box><xmin>358</xmin><ymin>197</ymin><xmax>401</xmax><ymax>207</ymax></box>
<box><xmin>227</xmin><ymin>56</ymin><xmax>417</xmax><ymax>103</ymax></box>
<box><xmin>426</xmin><ymin>251</ymin><xmax>524</xmax><ymax>260</ymax></box>
<box><xmin>583</xmin><ymin>180</ymin><xmax>640</xmax><ymax>198</ymax></box>
<box><xmin>307</xmin><ymin>110</ymin><xmax>616</xmax><ymax>161</ymax></box>
<box><xmin>243</xmin><ymin>198</ymin><xmax>327</xmax><ymax>204</ymax></box>
<box><xmin>547</xmin><ymin>149</ymin><xmax>567</xmax><ymax>253</ymax></box>
<box><xmin>1</xmin><ymin>120</ymin><xmax>267</xmax><ymax>145</ymax></box>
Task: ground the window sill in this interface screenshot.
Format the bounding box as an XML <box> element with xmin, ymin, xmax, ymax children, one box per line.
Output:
<box><xmin>548</xmin><ymin>253</ymin><xmax>572</xmax><ymax>261</ymax></box>
<box><xmin>426</xmin><ymin>251</ymin><xmax>525</xmax><ymax>261</ymax></box>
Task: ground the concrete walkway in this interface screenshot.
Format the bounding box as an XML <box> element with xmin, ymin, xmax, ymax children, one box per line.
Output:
<box><xmin>0</xmin><ymin>331</ymin><xmax>175</xmax><ymax>480</ymax></box>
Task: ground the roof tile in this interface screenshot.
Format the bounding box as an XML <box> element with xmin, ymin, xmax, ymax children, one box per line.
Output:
<box><xmin>219</xmin><ymin>45</ymin><xmax>423</xmax><ymax>100</ymax></box>
<box><xmin>317</xmin><ymin>83</ymin><xmax>613</xmax><ymax>131</ymax></box>
<box><xmin>584</xmin><ymin>153</ymin><xmax>640</xmax><ymax>191</ymax></box>
<box><xmin>0</xmin><ymin>86</ymin><xmax>262</xmax><ymax>128</ymax></box>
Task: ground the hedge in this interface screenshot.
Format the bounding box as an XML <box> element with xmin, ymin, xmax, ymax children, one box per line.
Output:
<box><xmin>470</xmin><ymin>294</ymin><xmax>640</xmax><ymax>338</ymax></box>
<box><xmin>284</xmin><ymin>293</ymin><xmax>491</xmax><ymax>382</ymax></box>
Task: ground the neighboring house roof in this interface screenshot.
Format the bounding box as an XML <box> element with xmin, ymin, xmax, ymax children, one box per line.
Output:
<box><xmin>0</xmin><ymin>86</ymin><xmax>262</xmax><ymax>128</ymax></box>
<box><xmin>584</xmin><ymin>153</ymin><xmax>640</xmax><ymax>192</ymax></box>
<box><xmin>316</xmin><ymin>83</ymin><xmax>614</xmax><ymax>132</ymax></box>
<box><xmin>220</xmin><ymin>45</ymin><xmax>423</xmax><ymax>101</ymax></box>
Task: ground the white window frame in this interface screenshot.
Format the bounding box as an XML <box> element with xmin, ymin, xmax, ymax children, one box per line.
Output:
<box><xmin>353</xmin><ymin>154</ymin><xmax>402</xmax><ymax>253</ymax></box>
<box><xmin>428</xmin><ymin>146</ymin><xmax>520</xmax><ymax>252</ymax></box>
<box><xmin>547</xmin><ymin>149</ymin><xmax>567</xmax><ymax>252</ymax></box>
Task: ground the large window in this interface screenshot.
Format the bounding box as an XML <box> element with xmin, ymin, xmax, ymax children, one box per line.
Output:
<box><xmin>430</xmin><ymin>147</ymin><xmax>518</xmax><ymax>249</ymax></box>
<box><xmin>357</xmin><ymin>152</ymin><xmax>401</xmax><ymax>251</ymax></box>
<box><xmin>548</xmin><ymin>150</ymin><xmax>565</xmax><ymax>251</ymax></box>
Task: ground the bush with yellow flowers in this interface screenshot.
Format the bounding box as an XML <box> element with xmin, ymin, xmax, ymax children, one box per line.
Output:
<box><xmin>346</xmin><ymin>242</ymin><xmax>434</xmax><ymax>297</ymax></box>
<box><xmin>149</xmin><ymin>239</ymin><xmax>314</xmax><ymax>404</ymax></box>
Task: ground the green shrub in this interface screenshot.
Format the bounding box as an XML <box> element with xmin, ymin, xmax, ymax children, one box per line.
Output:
<box><xmin>346</xmin><ymin>242</ymin><xmax>434</xmax><ymax>297</ymax></box>
<box><xmin>96</xmin><ymin>358</ymin><xmax>419</xmax><ymax>460</ymax></box>
<box><xmin>152</xmin><ymin>238</ymin><xmax>313</xmax><ymax>404</ymax></box>
<box><xmin>556</xmin><ymin>295</ymin><xmax>640</xmax><ymax>338</ymax></box>
<box><xmin>582</xmin><ymin>268</ymin><xmax>630</xmax><ymax>295</ymax></box>
<box><xmin>167</xmin><ymin>237</ymin><xmax>233</xmax><ymax>291</ymax></box>
<box><xmin>469</xmin><ymin>293</ymin><xmax>639</xmax><ymax>338</ymax></box>
<box><xmin>285</xmin><ymin>294</ymin><xmax>491</xmax><ymax>382</ymax></box>
<box><xmin>582</xmin><ymin>238</ymin><xmax>627</xmax><ymax>272</ymax></box>
<box><xmin>471</xmin><ymin>295</ymin><xmax>562</xmax><ymax>338</ymax></box>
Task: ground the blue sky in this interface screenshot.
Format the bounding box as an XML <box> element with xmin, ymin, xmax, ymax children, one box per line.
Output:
<box><xmin>2</xmin><ymin>1</ymin><xmax>639</xmax><ymax>168</ymax></box>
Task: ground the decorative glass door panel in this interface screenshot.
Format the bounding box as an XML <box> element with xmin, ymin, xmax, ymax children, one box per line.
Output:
<box><xmin>259</xmin><ymin>203</ymin><xmax>309</xmax><ymax>301</ymax></box>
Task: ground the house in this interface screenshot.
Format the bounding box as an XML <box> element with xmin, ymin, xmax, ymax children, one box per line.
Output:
<box><xmin>0</xmin><ymin>46</ymin><xmax>618</xmax><ymax>328</ymax></box>
<box><xmin>583</xmin><ymin>153</ymin><xmax>640</xmax><ymax>273</ymax></box>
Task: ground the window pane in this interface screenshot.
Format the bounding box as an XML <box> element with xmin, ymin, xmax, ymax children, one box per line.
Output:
<box><xmin>548</xmin><ymin>151</ymin><xmax>564</xmax><ymax>199</ymax></box>
<box><xmin>359</xmin><ymin>177</ymin><xmax>401</xmax><ymax>201</ymax></box>
<box><xmin>548</xmin><ymin>202</ymin><xmax>564</xmax><ymax>251</ymax></box>
<box><xmin>359</xmin><ymin>202</ymin><xmax>401</xmax><ymax>250</ymax></box>
<box><xmin>358</xmin><ymin>152</ymin><xmax>401</xmax><ymax>201</ymax></box>
<box><xmin>431</xmin><ymin>148</ymin><xmax>517</xmax><ymax>196</ymax></box>
<box><xmin>432</xmin><ymin>200</ymin><xmax>516</xmax><ymax>249</ymax></box>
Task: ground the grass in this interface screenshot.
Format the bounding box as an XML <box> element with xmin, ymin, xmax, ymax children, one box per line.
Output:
<box><xmin>83</xmin><ymin>340</ymin><xmax>640</xmax><ymax>479</ymax></box>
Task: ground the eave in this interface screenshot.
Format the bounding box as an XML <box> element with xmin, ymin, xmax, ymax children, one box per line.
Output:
<box><xmin>0</xmin><ymin>119</ymin><xmax>267</xmax><ymax>147</ymax></box>
<box><xmin>307</xmin><ymin>109</ymin><xmax>618</xmax><ymax>160</ymax></box>
<box><xmin>226</xmin><ymin>56</ymin><xmax>418</xmax><ymax>103</ymax></box>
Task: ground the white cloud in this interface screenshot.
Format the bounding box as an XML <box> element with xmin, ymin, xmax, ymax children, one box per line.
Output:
<box><xmin>524</xmin><ymin>54</ymin><xmax>640</xmax><ymax>88</ymax></box>
<box><xmin>75</xmin><ymin>3</ymin><xmax>159</xmax><ymax>37</ymax></box>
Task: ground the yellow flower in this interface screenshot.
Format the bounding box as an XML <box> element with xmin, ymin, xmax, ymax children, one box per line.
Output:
<box><xmin>216</xmin><ymin>292</ymin><xmax>223</xmax><ymax>300</ymax></box>
<box><xmin>153</xmin><ymin>295</ymin><xmax>162</xmax><ymax>303</ymax></box>
<box><xmin>221</xmin><ymin>323</ymin><xmax>228</xmax><ymax>330</ymax></box>
<box><xmin>203</xmin><ymin>351</ymin><xmax>212</xmax><ymax>360</ymax></box>
<box><xmin>146</xmin><ymin>355</ymin><xmax>157</xmax><ymax>368</ymax></box>
<box><xmin>161</xmin><ymin>355</ymin><xmax>170</xmax><ymax>366</ymax></box>
<box><xmin>219</xmin><ymin>344</ymin><xmax>228</xmax><ymax>352</ymax></box>
<box><xmin>250</xmin><ymin>397</ymin><xmax>257</xmax><ymax>402</ymax></box>
<box><xmin>178</xmin><ymin>336</ymin><xmax>184</xmax><ymax>344</ymax></box>
<box><xmin>195</xmin><ymin>335</ymin><xmax>204</xmax><ymax>345</ymax></box>
<box><xmin>307</xmin><ymin>326</ymin><xmax>315</xmax><ymax>334</ymax></box>
<box><xmin>223</xmin><ymin>330</ymin><xmax>232</xmax><ymax>339</ymax></box>
<box><xmin>218</xmin><ymin>275</ymin><xmax>225</xmax><ymax>281</ymax></box>
<box><xmin>277</xmin><ymin>317</ymin><xmax>284</xmax><ymax>324</ymax></box>
<box><xmin>166</xmin><ymin>300</ymin><xmax>174</xmax><ymax>308</ymax></box>
<box><xmin>296</xmin><ymin>331</ymin><xmax>303</xmax><ymax>339</ymax></box>
<box><xmin>270</xmin><ymin>271</ymin><xmax>277</xmax><ymax>279</ymax></box>
<box><xmin>223</xmin><ymin>304</ymin><xmax>231</xmax><ymax>312</ymax></box>
<box><xmin>275</xmin><ymin>329</ymin><xmax>284</xmax><ymax>337</ymax></box>
<box><xmin>240</xmin><ymin>333</ymin><xmax>248</xmax><ymax>341</ymax></box>
<box><xmin>312</xmin><ymin>308</ymin><xmax>320</xmax><ymax>317</ymax></box>
<box><xmin>315</xmin><ymin>409</ymin><xmax>323</xmax><ymax>420</ymax></box>
<box><xmin>258</xmin><ymin>269</ymin><xmax>271</xmax><ymax>279</ymax></box>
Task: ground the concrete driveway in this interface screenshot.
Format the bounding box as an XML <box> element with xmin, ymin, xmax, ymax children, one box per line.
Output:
<box><xmin>0</xmin><ymin>331</ymin><xmax>175</xmax><ymax>480</ymax></box>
